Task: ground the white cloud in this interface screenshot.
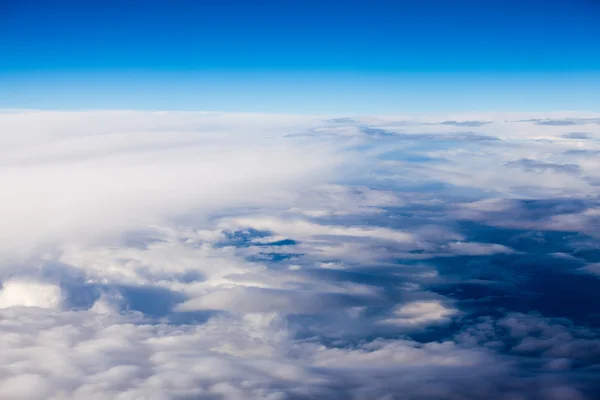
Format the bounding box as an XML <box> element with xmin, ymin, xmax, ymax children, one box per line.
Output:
<box><xmin>380</xmin><ymin>300</ymin><xmax>458</xmax><ymax>327</ymax></box>
<box><xmin>0</xmin><ymin>280</ymin><xmax>63</xmax><ymax>309</ymax></box>
<box><xmin>0</xmin><ymin>307</ymin><xmax>515</xmax><ymax>400</ymax></box>
<box><xmin>0</xmin><ymin>111</ymin><xmax>345</xmax><ymax>263</ymax></box>
<box><xmin>0</xmin><ymin>111</ymin><xmax>598</xmax><ymax>399</ymax></box>
<box><xmin>219</xmin><ymin>216</ymin><xmax>415</xmax><ymax>243</ymax></box>
<box><xmin>445</xmin><ymin>241</ymin><xmax>515</xmax><ymax>256</ymax></box>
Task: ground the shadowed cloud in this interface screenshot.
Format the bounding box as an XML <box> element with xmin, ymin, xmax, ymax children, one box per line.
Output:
<box><xmin>1</xmin><ymin>111</ymin><xmax>600</xmax><ymax>399</ymax></box>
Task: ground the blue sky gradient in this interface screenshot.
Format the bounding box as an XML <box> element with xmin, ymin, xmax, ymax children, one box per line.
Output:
<box><xmin>1</xmin><ymin>0</ymin><xmax>599</xmax><ymax>112</ymax></box>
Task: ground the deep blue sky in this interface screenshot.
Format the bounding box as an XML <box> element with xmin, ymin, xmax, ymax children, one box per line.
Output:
<box><xmin>1</xmin><ymin>0</ymin><xmax>599</xmax><ymax>112</ymax></box>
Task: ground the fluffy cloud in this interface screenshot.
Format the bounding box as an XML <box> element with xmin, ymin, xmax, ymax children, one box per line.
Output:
<box><xmin>1</xmin><ymin>110</ymin><xmax>600</xmax><ymax>399</ymax></box>
<box><xmin>0</xmin><ymin>280</ymin><xmax>63</xmax><ymax>309</ymax></box>
<box><xmin>0</xmin><ymin>307</ymin><xmax>591</xmax><ymax>400</ymax></box>
<box><xmin>0</xmin><ymin>111</ymin><xmax>344</xmax><ymax>263</ymax></box>
<box><xmin>379</xmin><ymin>300</ymin><xmax>458</xmax><ymax>327</ymax></box>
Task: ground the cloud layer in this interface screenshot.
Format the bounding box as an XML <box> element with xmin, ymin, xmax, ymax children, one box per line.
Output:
<box><xmin>1</xmin><ymin>110</ymin><xmax>600</xmax><ymax>399</ymax></box>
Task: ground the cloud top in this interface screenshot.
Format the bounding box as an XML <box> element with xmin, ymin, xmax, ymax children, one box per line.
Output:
<box><xmin>0</xmin><ymin>110</ymin><xmax>600</xmax><ymax>399</ymax></box>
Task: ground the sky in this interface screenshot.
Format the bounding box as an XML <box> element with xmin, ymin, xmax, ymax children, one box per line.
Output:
<box><xmin>1</xmin><ymin>0</ymin><xmax>600</xmax><ymax>112</ymax></box>
<box><xmin>3</xmin><ymin>2</ymin><xmax>600</xmax><ymax>400</ymax></box>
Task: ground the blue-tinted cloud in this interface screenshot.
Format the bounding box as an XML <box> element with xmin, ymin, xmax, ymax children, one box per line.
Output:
<box><xmin>0</xmin><ymin>111</ymin><xmax>599</xmax><ymax>399</ymax></box>
<box><xmin>440</xmin><ymin>120</ymin><xmax>492</xmax><ymax>127</ymax></box>
<box><xmin>562</xmin><ymin>132</ymin><xmax>593</xmax><ymax>139</ymax></box>
<box><xmin>505</xmin><ymin>158</ymin><xmax>582</xmax><ymax>175</ymax></box>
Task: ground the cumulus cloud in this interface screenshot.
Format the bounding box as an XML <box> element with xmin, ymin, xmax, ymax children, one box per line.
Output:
<box><xmin>444</xmin><ymin>241</ymin><xmax>515</xmax><ymax>256</ymax></box>
<box><xmin>1</xmin><ymin>111</ymin><xmax>600</xmax><ymax>399</ymax></box>
<box><xmin>0</xmin><ymin>307</ymin><xmax>591</xmax><ymax>400</ymax></box>
<box><xmin>0</xmin><ymin>111</ymin><xmax>344</xmax><ymax>262</ymax></box>
<box><xmin>380</xmin><ymin>300</ymin><xmax>458</xmax><ymax>327</ymax></box>
<box><xmin>0</xmin><ymin>280</ymin><xmax>63</xmax><ymax>309</ymax></box>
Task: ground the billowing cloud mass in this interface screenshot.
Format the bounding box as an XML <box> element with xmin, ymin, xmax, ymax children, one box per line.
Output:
<box><xmin>1</xmin><ymin>110</ymin><xmax>600</xmax><ymax>399</ymax></box>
